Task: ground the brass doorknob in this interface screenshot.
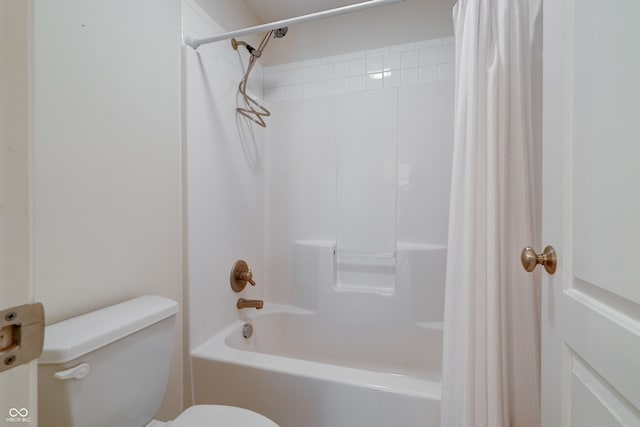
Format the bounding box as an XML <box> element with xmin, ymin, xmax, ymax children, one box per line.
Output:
<box><xmin>521</xmin><ymin>245</ymin><xmax>557</xmax><ymax>274</ymax></box>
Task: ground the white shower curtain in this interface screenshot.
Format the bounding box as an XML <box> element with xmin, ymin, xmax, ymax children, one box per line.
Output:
<box><xmin>441</xmin><ymin>1</ymin><xmax>540</xmax><ymax>426</ymax></box>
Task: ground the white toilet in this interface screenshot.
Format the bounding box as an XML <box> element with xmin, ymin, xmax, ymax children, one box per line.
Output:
<box><xmin>38</xmin><ymin>295</ymin><xmax>279</xmax><ymax>427</ymax></box>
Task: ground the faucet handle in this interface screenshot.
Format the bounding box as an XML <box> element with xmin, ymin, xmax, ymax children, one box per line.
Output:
<box><xmin>238</xmin><ymin>269</ymin><xmax>256</xmax><ymax>286</ymax></box>
<box><xmin>230</xmin><ymin>260</ymin><xmax>256</xmax><ymax>292</ymax></box>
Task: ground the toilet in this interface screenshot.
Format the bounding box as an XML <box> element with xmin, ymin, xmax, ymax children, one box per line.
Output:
<box><xmin>37</xmin><ymin>295</ymin><xmax>279</xmax><ymax>427</ymax></box>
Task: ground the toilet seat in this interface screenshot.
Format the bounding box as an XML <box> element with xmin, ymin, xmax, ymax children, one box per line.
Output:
<box><xmin>169</xmin><ymin>405</ymin><xmax>279</xmax><ymax>427</ymax></box>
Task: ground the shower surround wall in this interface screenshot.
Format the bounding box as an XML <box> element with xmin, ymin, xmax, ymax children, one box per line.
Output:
<box><xmin>263</xmin><ymin>38</ymin><xmax>455</xmax><ymax>305</ymax></box>
<box><xmin>184</xmin><ymin>0</ymin><xmax>454</xmax><ymax>339</ymax></box>
<box><xmin>183</xmin><ymin>2</ymin><xmax>455</xmax><ymax>421</ymax></box>
<box><xmin>182</xmin><ymin>0</ymin><xmax>265</xmax><ymax>351</ymax></box>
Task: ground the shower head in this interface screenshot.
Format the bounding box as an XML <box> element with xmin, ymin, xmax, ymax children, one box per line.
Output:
<box><xmin>231</xmin><ymin>38</ymin><xmax>258</xmax><ymax>56</ymax></box>
<box><xmin>231</xmin><ymin>27</ymin><xmax>287</xmax><ymax>57</ymax></box>
<box><xmin>273</xmin><ymin>27</ymin><xmax>288</xmax><ymax>38</ymax></box>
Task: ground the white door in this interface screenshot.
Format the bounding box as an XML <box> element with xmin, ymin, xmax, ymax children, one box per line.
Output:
<box><xmin>541</xmin><ymin>1</ymin><xmax>640</xmax><ymax>425</ymax></box>
<box><xmin>0</xmin><ymin>0</ymin><xmax>37</xmax><ymax>423</ymax></box>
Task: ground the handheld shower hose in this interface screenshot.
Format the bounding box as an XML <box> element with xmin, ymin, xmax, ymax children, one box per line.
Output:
<box><xmin>232</xmin><ymin>27</ymin><xmax>287</xmax><ymax>128</ymax></box>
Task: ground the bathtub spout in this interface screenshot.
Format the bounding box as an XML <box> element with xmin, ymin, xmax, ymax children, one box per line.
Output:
<box><xmin>237</xmin><ymin>298</ymin><xmax>264</xmax><ymax>309</ymax></box>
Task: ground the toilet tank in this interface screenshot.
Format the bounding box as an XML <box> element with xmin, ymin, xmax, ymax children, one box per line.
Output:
<box><xmin>38</xmin><ymin>295</ymin><xmax>179</xmax><ymax>427</ymax></box>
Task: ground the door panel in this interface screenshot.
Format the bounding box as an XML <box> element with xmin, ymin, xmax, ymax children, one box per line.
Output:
<box><xmin>0</xmin><ymin>0</ymin><xmax>35</xmax><ymax>422</ymax></box>
<box><xmin>571</xmin><ymin>0</ymin><xmax>640</xmax><ymax>304</ymax></box>
<box><xmin>563</xmin><ymin>290</ymin><xmax>640</xmax><ymax>410</ymax></box>
<box><xmin>570</xmin><ymin>356</ymin><xmax>631</xmax><ymax>427</ymax></box>
<box><xmin>542</xmin><ymin>0</ymin><xmax>640</xmax><ymax>425</ymax></box>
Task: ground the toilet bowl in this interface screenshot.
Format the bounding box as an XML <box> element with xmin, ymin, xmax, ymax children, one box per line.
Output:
<box><xmin>147</xmin><ymin>405</ymin><xmax>278</xmax><ymax>427</ymax></box>
<box><xmin>38</xmin><ymin>296</ymin><xmax>279</xmax><ymax>427</ymax></box>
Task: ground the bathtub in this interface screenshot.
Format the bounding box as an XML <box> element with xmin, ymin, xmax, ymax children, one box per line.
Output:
<box><xmin>191</xmin><ymin>304</ymin><xmax>442</xmax><ymax>427</ymax></box>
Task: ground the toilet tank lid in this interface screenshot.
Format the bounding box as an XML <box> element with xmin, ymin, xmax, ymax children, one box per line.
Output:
<box><xmin>39</xmin><ymin>295</ymin><xmax>178</xmax><ymax>364</ymax></box>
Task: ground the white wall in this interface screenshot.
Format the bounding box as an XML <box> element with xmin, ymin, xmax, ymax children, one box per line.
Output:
<box><xmin>263</xmin><ymin>37</ymin><xmax>455</xmax><ymax>303</ymax></box>
<box><xmin>182</xmin><ymin>0</ymin><xmax>265</xmax><ymax>377</ymax></box>
<box><xmin>192</xmin><ymin>0</ymin><xmax>260</xmax><ymax>37</ymax></box>
<box><xmin>33</xmin><ymin>0</ymin><xmax>183</xmax><ymax>420</ymax></box>
<box><xmin>186</xmin><ymin>0</ymin><xmax>263</xmax><ymax>62</ymax></box>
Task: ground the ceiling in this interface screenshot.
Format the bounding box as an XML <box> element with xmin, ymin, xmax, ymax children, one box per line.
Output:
<box><xmin>235</xmin><ymin>0</ymin><xmax>455</xmax><ymax>65</ymax></box>
<box><xmin>243</xmin><ymin>0</ymin><xmax>369</xmax><ymax>23</ymax></box>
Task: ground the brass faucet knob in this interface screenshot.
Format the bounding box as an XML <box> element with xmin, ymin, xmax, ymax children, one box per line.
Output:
<box><xmin>238</xmin><ymin>270</ymin><xmax>256</xmax><ymax>286</ymax></box>
<box><xmin>230</xmin><ymin>260</ymin><xmax>256</xmax><ymax>292</ymax></box>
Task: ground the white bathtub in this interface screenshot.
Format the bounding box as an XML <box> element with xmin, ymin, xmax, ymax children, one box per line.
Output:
<box><xmin>191</xmin><ymin>305</ymin><xmax>442</xmax><ymax>427</ymax></box>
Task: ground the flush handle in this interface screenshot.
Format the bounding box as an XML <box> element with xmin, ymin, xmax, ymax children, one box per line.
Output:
<box><xmin>54</xmin><ymin>362</ymin><xmax>91</xmax><ymax>380</ymax></box>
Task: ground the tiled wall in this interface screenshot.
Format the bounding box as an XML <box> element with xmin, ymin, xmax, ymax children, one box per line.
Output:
<box><xmin>263</xmin><ymin>38</ymin><xmax>455</xmax><ymax>303</ymax></box>
<box><xmin>183</xmin><ymin>0</ymin><xmax>454</xmax><ymax>310</ymax></box>
<box><xmin>263</xmin><ymin>36</ymin><xmax>454</xmax><ymax>102</ymax></box>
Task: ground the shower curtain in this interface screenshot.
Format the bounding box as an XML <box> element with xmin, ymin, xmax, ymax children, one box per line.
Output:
<box><xmin>441</xmin><ymin>1</ymin><xmax>540</xmax><ymax>426</ymax></box>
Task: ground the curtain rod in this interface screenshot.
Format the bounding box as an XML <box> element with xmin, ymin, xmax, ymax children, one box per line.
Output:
<box><xmin>185</xmin><ymin>0</ymin><xmax>405</xmax><ymax>50</ymax></box>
